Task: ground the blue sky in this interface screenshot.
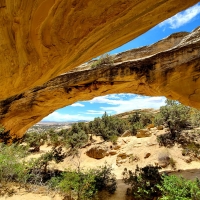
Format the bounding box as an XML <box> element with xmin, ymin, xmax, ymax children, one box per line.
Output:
<box><xmin>43</xmin><ymin>3</ymin><xmax>200</xmax><ymax>122</ymax></box>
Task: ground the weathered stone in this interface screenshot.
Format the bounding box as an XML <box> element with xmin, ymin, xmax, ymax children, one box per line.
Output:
<box><xmin>117</xmin><ymin>152</ymin><xmax>127</xmax><ymax>159</ymax></box>
<box><xmin>121</xmin><ymin>130</ymin><xmax>132</xmax><ymax>137</ymax></box>
<box><xmin>144</xmin><ymin>153</ymin><xmax>151</xmax><ymax>159</ymax></box>
<box><xmin>109</xmin><ymin>150</ymin><xmax>118</xmax><ymax>155</ymax></box>
<box><xmin>157</xmin><ymin>125</ymin><xmax>164</xmax><ymax>130</ymax></box>
<box><xmin>86</xmin><ymin>145</ymin><xmax>108</xmax><ymax>159</ymax></box>
<box><xmin>1</xmin><ymin>26</ymin><xmax>200</xmax><ymax>139</ymax></box>
<box><xmin>147</xmin><ymin>124</ymin><xmax>155</xmax><ymax>129</ymax></box>
<box><xmin>0</xmin><ymin>0</ymin><xmax>197</xmax><ymax>100</ymax></box>
<box><xmin>113</xmin><ymin>145</ymin><xmax>121</xmax><ymax>150</ymax></box>
<box><xmin>136</xmin><ymin>129</ymin><xmax>152</xmax><ymax>138</ymax></box>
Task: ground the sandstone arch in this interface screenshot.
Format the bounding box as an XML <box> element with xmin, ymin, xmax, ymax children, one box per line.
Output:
<box><xmin>0</xmin><ymin>0</ymin><xmax>198</xmax><ymax>100</ymax></box>
<box><xmin>0</xmin><ymin>27</ymin><xmax>200</xmax><ymax>139</ymax></box>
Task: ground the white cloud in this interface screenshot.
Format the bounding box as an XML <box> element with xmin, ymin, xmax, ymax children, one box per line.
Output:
<box><xmin>43</xmin><ymin>94</ymin><xmax>166</xmax><ymax>122</ymax></box>
<box><xmin>99</xmin><ymin>96</ymin><xmax>166</xmax><ymax>114</ymax></box>
<box><xmin>43</xmin><ymin>112</ymin><xmax>93</xmax><ymax>122</ymax></box>
<box><xmin>159</xmin><ymin>3</ymin><xmax>200</xmax><ymax>29</ymax></box>
<box><xmin>70</xmin><ymin>102</ymin><xmax>84</xmax><ymax>107</ymax></box>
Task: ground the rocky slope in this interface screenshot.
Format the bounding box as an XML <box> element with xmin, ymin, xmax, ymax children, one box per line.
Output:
<box><xmin>0</xmin><ymin>0</ymin><xmax>198</xmax><ymax>100</ymax></box>
<box><xmin>0</xmin><ymin>27</ymin><xmax>200</xmax><ymax>139</ymax></box>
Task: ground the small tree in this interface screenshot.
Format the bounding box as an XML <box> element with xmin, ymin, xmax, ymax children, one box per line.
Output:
<box><xmin>159</xmin><ymin>100</ymin><xmax>190</xmax><ymax>138</ymax></box>
<box><xmin>122</xmin><ymin>165</ymin><xmax>162</xmax><ymax>200</ymax></box>
<box><xmin>66</xmin><ymin>123</ymin><xmax>88</xmax><ymax>149</ymax></box>
<box><xmin>89</xmin><ymin>112</ymin><xmax>128</xmax><ymax>141</ymax></box>
<box><xmin>23</xmin><ymin>131</ymin><xmax>47</xmax><ymax>152</ymax></box>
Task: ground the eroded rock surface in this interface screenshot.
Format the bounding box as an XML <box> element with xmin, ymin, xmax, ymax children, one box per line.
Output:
<box><xmin>1</xmin><ymin>27</ymin><xmax>200</xmax><ymax>139</ymax></box>
<box><xmin>0</xmin><ymin>0</ymin><xmax>198</xmax><ymax>100</ymax></box>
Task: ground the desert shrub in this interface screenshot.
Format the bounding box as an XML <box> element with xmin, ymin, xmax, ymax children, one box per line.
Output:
<box><xmin>190</xmin><ymin>108</ymin><xmax>200</xmax><ymax>127</ymax></box>
<box><xmin>93</xmin><ymin>164</ymin><xmax>117</xmax><ymax>194</ymax></box>
<box><xmin>48</xmin><ymin>164</ymin><xmax>116</xmax><ymax>200</ymax></box>
<box><xmin>128</xmin><ymin>112</ymin><xmax>141</xmax><ymax>124</ymax></box>
<box><xmin>158</xmin><ymin>175</ymin><xmax>200</xmax><ymax>200</ymax></box>
<box><xmin>131</xmin><ymin>121</ymin><xmax>144</xmax><ymax>135</ymax></box>
<box><xmin>157</xmin><ymin>133</ymin><xmax>177</xmax><ymax>147</ymax></box>
<box><xmin>91</xmin><ymin>53</ymin><xmax>114</xmax><ymax>68</ymax></box>
<box><xmin>181</xmin><ymin>142</ymin><xmax>200</xmax><ymax>159</ymax></box>
<box><xmin>23</xmin><ymin>131</ymin><xmax>47</xmax><ymax>152</ymax></box>
<box><xmin>66</xmin><ymin>123</ymin><xmax>88</xmax><ymax>150</ymax></box>
<box><xmin>159</xmin><ymin>100</ymin><xmax>190</xmax><ymax>138</ymax></box>
<box><xmin>58</xmin><ymin>169</ymin><xmax>97</xmax><ymax>200</ymax></box>
<box><xmin>128</xmin><ymin>112</ymin><xmax>154</xmax><ymax>135</ymax></box>
<box><xmin>154</xmin><ymin>113</ymin><xmax>164</xmax><ymax>126</ymax></box>
<box><xmin>47</xmin><ymin>129</ymin><xmax>64</xmax><ymax>147</ymax></box>
<box><xmin>122</xmin><ymin>165</ymin><xmax>162</xmax><ymax>200</ymax></box>
<box><xmin>0</xmin><ymin>143</ymin><xmax>30</xmax><ymax>184</ymax></box>
<box><xmin>89</xmin><ymin>112</ymin><xmax>128</xmax><ymax>141</ymax></box>
<box><xmin>28</xmin><ymin>146</ymin><xmax>66</xmax><ymax>184</ymax></box>
<box><xmin>139</xmin><ymin>112</ymin><xmax>154</xmax><ymax>127</ymax></box>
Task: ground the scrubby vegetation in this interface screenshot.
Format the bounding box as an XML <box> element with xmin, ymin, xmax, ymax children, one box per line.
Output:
<box><xmin>48</xmin><ymin>164</ymin><xmax>116</xmax><ymax>200</ymax></box>
<box><xmin>89</xmin><ymin>112</ymin><xmax>129</xmax><ymax>141</ymax></box>
<box><xmin>158</xmin><ymin>175</ymin><xmax>200</xmax><ymax>200</ymax></box>
<box><xmin>0</xmin><ymin>98</ymin><xmax>200</xmax><ymax>199</ymax></box>
<box><xmin>90</xmin><ymin>53</ymin><xmax>114</xmax><ymax>68</ymax></box>
<box><xmin>123</xmin><ymin>165</ymin><xmax>200</xmax><ymax>200</ymax></box>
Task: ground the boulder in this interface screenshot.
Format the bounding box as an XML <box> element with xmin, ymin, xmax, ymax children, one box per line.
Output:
<box><xmin>158</xmin><ymin>151</ymin><xmax>170</xmax><ymax>168</ymax></box>
<box><xmin>136</xmin><ymin>129</ymin><xmax>152</xmax><ymax>138</ymax></box>
<box><xmin>86</xmin><ymin>145</ymin><xmax>108</xmax><ymax>159</ymax></box>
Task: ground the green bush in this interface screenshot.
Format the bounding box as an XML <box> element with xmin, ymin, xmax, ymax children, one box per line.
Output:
<box><xmin>47</xmin><ymin>129</ymin><xmax>64</xmax><ymax>147</ymax></box>
<box><xmin>122</xmin><ymin>165</ymin><xmax>162</xmax><ymax>200</ymax></box>
<box><xmin>154</xmin><ymin>113</ymin><xmax>164</xmax><ymax>126</ymax></box>
<box><xmin>128</xmin><ymin>112</ymin><xmax>154</xmax><ymax>135</ymax></box>
<box><xmin>22</xmin><ymin>131</ymin><xmax>47</xmax><ymax>152</ymax></box>
<box><xmin>89</xmin><ymin>112</ymin><xmax>128</xmax><ymax>141</ymax></box>
<box><xmin>48</xmin><ymin>164</ymin><xmax>116</xmax><ymax>200</ymax></box>
<box><xmin>28</xmin><ymin>146</ymin><xmax>66</xmax><ymax>184</ymax></box>
<box><xmin>93</xmin><ymin>164</ymin><xmax>117</xmax><ymax>194</ymax></box>
<box><xmin>159</xmin><ymin>100</ymin><xmax>190</xmax><ymax>138</ymax></box>
<box><xmin>0</xmin><ymin>143</ymin><xmax>29</xmax><ymax>184</ymax></box>
<box><xmin>190</xmin><ymin>108</ymin><xmax>200</xmax><ymax>127</ymax></box>
<box><xmin>58</xmin><ymin>169</ymin><xmax>97</xmax><ymax>200</ymax></box>
<box><xmin>158</xmin><ymin>175</ymin><xmax>200</xmax><ymax>200</ymax></box>
<box><xmin>66</xmin><ymin>123</ymin><xmax>88</xmax><ymax>149</ymax></box>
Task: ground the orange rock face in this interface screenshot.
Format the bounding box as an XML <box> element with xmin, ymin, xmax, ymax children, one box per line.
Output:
<box><xmin>0</xmin><ymin>27</ymin><xmax>200</xmax><ymax>139</ymax></box>
<box><xmin>0</xmin><ymin>0</ymin><xmax>198</xmax><ymax>100</ymax></box>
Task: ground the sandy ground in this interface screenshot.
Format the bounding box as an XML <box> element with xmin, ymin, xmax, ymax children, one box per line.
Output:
<box><xmin>1</xmin><ymin>130</ymin><xmax>200</xmax><ymax>200</ymax></box>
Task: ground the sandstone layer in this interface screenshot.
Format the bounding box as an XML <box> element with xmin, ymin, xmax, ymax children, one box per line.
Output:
<box><xmin>0</xmin><ymin>0</ymin><xmax>198</xmax><ymax>100</ymax></box>
<box><xmin>1</xmin><ymin>27</ymin><xmax>200</xmax><ymax>139</ymax></box>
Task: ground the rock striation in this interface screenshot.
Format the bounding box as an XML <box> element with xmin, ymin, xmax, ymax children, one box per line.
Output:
<box><xmin>0</xmin><ymin>0</ymin><xmax>198</xmax><ymax>100</ymax></box>
<box><xmin>0</xmin><ymin>27</ymin><xmax>200</xmax><ymax>140</ymax></box>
